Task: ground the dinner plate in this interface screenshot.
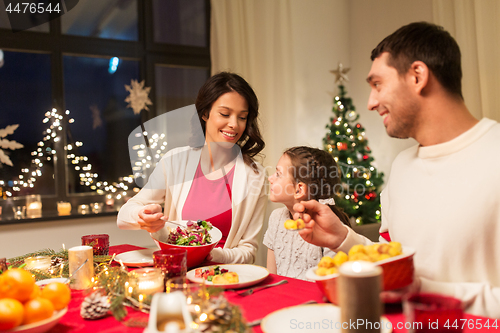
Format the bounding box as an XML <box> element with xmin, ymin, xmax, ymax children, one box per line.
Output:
<box><xmin>36</xmin><ymin>277</ymin><xmax>69</xmax><ymax>286</ymax></box>
<box><xmin>8</xmin><ymin>308</ymin><xmax>68</xmax><ymax>333</ymax></box>
<box><xmin>114</xmin><ymin>248</ymin><xmax>155</xmax><ymax>267</ymax></box>
<box><xmin>261</xmin><ymin>304</ymin><xmax>393</xmax><ymax>333</ymax></box>
<box><xmin>186</xmin><ymin>264</ymin><xmax>269</xmax><ymax>289</ymax></box>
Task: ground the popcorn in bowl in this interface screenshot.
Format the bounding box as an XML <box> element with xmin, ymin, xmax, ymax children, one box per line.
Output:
<box><xmin>306</xmin><ymin>242</ymin><xmax>416</xmax><ymax>304</ymax></box>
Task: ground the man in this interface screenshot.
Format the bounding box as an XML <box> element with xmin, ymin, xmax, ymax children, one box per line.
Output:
<box><xmin>297</xmin><ymin>22</ymin><xmax>500</xmax><ymax>317</ymax></box>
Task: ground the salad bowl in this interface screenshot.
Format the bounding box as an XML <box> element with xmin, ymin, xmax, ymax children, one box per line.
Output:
<box><xmin>150</xmin><ymin>221</ymin><xmax>222</xmax><ymax>268</ymax></box>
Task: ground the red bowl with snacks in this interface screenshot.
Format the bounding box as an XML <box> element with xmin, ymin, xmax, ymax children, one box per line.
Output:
<box><xmin>305</xmin><ymin>246</ymin><xmax>416</xmax><ymax>304</ymax></box>
<box><xmin>150</xmin><ymin>221</ymin><xmax>222</xmax><ymax>268</ymax></box>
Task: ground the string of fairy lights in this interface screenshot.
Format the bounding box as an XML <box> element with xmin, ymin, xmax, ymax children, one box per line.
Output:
<box><xmin>1</xmin><ymin>108</ymin><xmax>135</xmax><ymax>200</ymax></box>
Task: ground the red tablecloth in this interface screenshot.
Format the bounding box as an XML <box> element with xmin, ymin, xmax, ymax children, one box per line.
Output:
<box><xmin>50</xmin><ymin>244</ymin><xmax>496</xmax><ymax>333</ymax></box>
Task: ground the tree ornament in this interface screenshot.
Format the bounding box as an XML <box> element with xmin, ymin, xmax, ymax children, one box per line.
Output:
<box><xmin>330</xmin><ymin>63</ymin><xmax>350</xmax><ymax>84</ymax></box>
<box><xmin>363</xmin><ymin>154</ymin><xmax>369</xmax><ymax>160</ymax></box>
<box><xmin>346</xmin><ymin>110</ymin><xmax>357</xmax><ymax>121</ymax></box>
<box><xmin>81</xmin><ymin>291</ymin><xmax>111</xmax><ymax>320</ymax></box>
<box><xmin>124</xmin><ymin>79</ymin><xmax>153</xmax><ymax>115</ymax></box>
<box><xmin>337</xmin><ymin>142</ymin><xmax>348</xmax><ymax>151</ymax></box>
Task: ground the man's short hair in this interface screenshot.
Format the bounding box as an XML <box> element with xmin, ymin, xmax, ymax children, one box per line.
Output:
<box><xmin>371</xmin><ymin>22</ymin><xmax>463</xmax><ymax>100</ymax></box>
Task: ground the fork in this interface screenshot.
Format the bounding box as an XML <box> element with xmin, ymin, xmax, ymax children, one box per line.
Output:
<box><xmin>236</xmin><ymin>279</ymin><xmax>288</xmax><ymax>296</ymax></box>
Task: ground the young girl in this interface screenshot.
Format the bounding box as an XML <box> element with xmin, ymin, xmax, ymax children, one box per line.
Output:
<box><xmin>263</xmin><ymin>146</ymin><xmax>351</xmax><ymax>280</ymax></box>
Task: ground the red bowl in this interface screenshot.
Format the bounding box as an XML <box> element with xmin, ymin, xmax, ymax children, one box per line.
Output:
<box><xmin>305</xmin><ymin>246</ymin><xmax>415</xmax><ymax>305</ymax></box>
<box><xmin>150</xmin><ymin>221</ymin><xmax>222</xmax><ymax>268</ymax></box>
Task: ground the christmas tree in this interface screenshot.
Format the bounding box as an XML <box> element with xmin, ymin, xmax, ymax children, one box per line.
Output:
<box><xmin>323</xmin><ymin>64</ymin><xmax>384</xmax><ymax>225</ymax></box>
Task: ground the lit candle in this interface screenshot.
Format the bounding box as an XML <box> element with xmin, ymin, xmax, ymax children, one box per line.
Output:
<box><xmin>68</xmin><ymin>245</ymin><xmax>94</xmax><ymax>290</ymax></box>
<box><xmin>57</xmin><ymin>202</ymin><xmax>72</xmax><ymax>216</ymax></box>
<box><xmin>27</xmin><ymin>202</ymin><xmax>42</xmax><ymax>218</ymax></box>
<box><xmin>24</xmin><ymin>256</ymin><xmax>52</xmax><ymax>271</ymax></box>
<box><xmin>127</xmin><ymin>268</ymin><xmax>164</xmax><ymax>307</ymax></box>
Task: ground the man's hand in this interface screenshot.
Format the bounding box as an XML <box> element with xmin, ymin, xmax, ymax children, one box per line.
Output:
<box><xmin>294</xmin><ymin>200</ymin><xmax>348</xmax><ymax>250</ymax></box>
<box><xmin>137</xmin><ymin>204</ymin><xmax>166</xmax><ymax>233</ymax></box>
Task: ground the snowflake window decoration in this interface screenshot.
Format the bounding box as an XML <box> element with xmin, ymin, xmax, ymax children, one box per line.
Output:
<box><xmin>124</xmin><ymin>79</ymin><xmax>153</xmax><ymax>115</ymax></box>
<box><xmin>0</xmin><ymin>124</ymin><xmax>24</xmax><ymax>166</ymax></box>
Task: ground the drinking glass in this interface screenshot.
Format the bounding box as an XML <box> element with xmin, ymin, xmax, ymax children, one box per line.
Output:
<box><xmin>403</xmin><ymin>293</ymin><xmax>464</xmax><ymax>333</ymax></box>
<box><xmin>153</xmin><ymin>249</ymin><xmax>187</xmax><ymax>284</ymax></box>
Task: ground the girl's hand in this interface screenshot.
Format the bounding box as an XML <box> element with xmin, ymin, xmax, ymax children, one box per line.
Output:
<box><xmin>137</xmin><ymin>204</ymin><xmax>166</xmax><ymax>233</ymax></box>
<box><xmin>294</xmin><ymin>200</ymin><xmax>348</xmax><ymax>250</ymax></box>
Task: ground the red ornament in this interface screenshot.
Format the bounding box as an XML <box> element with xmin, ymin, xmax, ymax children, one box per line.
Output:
<box><xmin>332</xmin><ymin>118</ymin><xmax>337</xmax><ymax>124</ymax></box>
<box><xmin>364</xmin><ymin>192</ymin><xmax>377</xmax><ymax>200</ymax></box>
<box><xmin>356</xmin><ymin>123</ymin><xmax>361</xmax><ymax>128</ymax></box>
<box><xmin>366</xmin><ymin>146</ymin><xmax>371</xmax><ymax>152</ymax></box>
<box><xmin>337</xmin><ymin>142</ymin><xmax>348</xmax><ymax>151</ymax></box>
<box><xmin>363</xmin><ymin>154</ymin><xmax>369</xmax><ymax>160</ymax></box>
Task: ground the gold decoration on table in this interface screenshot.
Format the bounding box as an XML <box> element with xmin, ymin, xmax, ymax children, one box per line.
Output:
<box><xmin>197</xmin><ymin>292</ymin><xmax>250</xmax><ymax>333</ymax></box>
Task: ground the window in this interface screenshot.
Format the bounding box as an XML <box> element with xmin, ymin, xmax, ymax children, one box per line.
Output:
<box><xmin>0</xmin><ymin>0</ymin><xmax>210</xmax><ymax>221</ymax></box>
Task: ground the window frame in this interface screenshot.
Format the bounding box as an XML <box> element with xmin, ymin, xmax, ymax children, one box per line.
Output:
<box><xmin>0</xmin><ymin>0</ymin><xmax>211</xmax><ymax>220</ymax></box>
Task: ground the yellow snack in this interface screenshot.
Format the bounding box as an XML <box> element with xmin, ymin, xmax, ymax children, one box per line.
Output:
<box><xmin>318</xmin><ymin>256</ymin><xmax>335</xmax><ymax>268</ymax></box>
<box><xmin>284</xmin><ymin>219</ymin><xmax>297</xmax><ymax>230</ymax></box>
<box><xmin>284</xmin><ymin>218</ymin><xmax>305</xmax><ymax>230</ymax></box>
<box><xmin>332</xmin><ymin>251</ymin><xmax>348</xmax><ymax>267</ymax></box>
<box><xmin>314</xmin><ymin>242</ymin><xmax>404</xmax><ymax>276</ymax></box>
<box><xmin>348</xmin><ymin>244</ymin><xmax>367</xmax><ymax>257</ymax></box>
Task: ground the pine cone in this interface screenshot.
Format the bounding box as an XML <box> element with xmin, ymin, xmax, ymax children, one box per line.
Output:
<box><xmin>81</xmin><ymin>292</ymin><xmax>111</xmax><ymax>320</ymax></box>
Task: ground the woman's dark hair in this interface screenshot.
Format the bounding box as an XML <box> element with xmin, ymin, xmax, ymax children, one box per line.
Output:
<box><xmin>284</xmin><ymin>146</ymin><xmax>351</xmax><ymax>227</ymax></box>
<box><xmin>194</xmin><ymin>72</ymin><xmax>265</xmax><ymax>171</ymax></box>
<box><xmin>371</xmin><ymin>21</ymin><xmax>463</xmax><ymax>100</ymax></box>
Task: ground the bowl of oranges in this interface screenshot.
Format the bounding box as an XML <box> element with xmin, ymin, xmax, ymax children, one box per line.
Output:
<box><xmin>305</xmin><ymin>242</ymin><xmax>415</xmax><ymax>304</ymax></box>
<box><xmin>0</xmin><ymin>268</ymin><xmax>71</xmax><ymax>332</ymax></box>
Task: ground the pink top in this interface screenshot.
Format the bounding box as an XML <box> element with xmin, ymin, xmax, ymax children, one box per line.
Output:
<box><xmin>182</xmin><ymin>162</ymin><xmax>234</xmax><ymax>248</ymax></box>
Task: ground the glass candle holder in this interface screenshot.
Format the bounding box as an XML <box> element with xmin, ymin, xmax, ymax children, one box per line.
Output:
<box><xmin>153</xmin><ymin>249</ymin><xmax>187</xmax><ymax>284</ymax></box>
<box><xmin>68</xmin><ymin>245</ymin><xmax>94</xmax><ymax>290</ymax></box>
<box><xmin>12</xmin><ymin>205</ymin><xmax>26</xmax><ymax>219</ymax></box>
<box><xmin>78</xmin><ymin>204</ymin><xmax>90</xmax><ymax>215</ymax></box>
<box><xmin>126</xmin><ymin>268</ymin><xmax>164</xmax><ymax>307</ymax></box>
<box><xmin>91</xmin><ymin>202</ymin><xmax>103</xmax><ymax>214</ymax></box>
<box><xmin>26</xmin><ymin>194</ymin><xmax>42</xmax><ymax>218</ymax></box>
<box><xmin>166</xmin><ymin>277</ymin><xmax>208</xmax><ymax>323</ymax></box>
<box><xmin>81</xmin><ymin>234</ymin><xmax>110</xmax><ymax>256</ymax></box>
<box><xmin>24</xmin><ymin>256</ymin><xmax>52</xmax><ymax>272</ymax></box>
<box><xmin>57</xmin><ymin>201</ymin><xmax>72</xmax><ymax>216</ymax></box>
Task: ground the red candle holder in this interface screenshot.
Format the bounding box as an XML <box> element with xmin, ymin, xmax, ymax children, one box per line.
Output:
<box><xmin>81</xmin><ymin>234</ymin><xmax>110</xmax><ymax>256</ymax></box>
<box><xmin>403</xmin><ymin>293</ymin><xmax>464</xmax><ymax>333</ymax></box>
<box><xmin>153</xmin><ymin>249</ymin><xmax>187</xmax><ymax>285</ymax></box>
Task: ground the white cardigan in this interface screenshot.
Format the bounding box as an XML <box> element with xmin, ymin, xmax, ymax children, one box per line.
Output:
<box><xmin>117</xmin><ymin>146</ymin><xmax>267</xmax><ymax>264</ymax></box>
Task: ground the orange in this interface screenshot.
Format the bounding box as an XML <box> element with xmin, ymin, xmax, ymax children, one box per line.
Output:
<box><xmin>41</xmin><ymin>282</ymin><xmax>71</xmax><ymax>310</ymax></box>
<box><xmin>0</xmin><ymin>268</ymin><xmax>35</xmax><ymax>303</ymax></box>
<box><xmin>23</xmin><ymin>297</ymin><xmax>54</xmax><ymax>325</ymax></box>
<box><xmin>0</xmin><ymin>298</ymin><xmax>24</xmax><ymax>330</ymax></box>
<box><xmin>29</xmin><ymin>284</ymin><xmax>41</xmax><ymax>300</ymax></box>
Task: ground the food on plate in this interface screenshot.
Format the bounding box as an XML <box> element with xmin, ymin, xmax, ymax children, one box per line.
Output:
<box><xmin>212</xmin><ymin>272</ymin><xmax>239</xmax><ymax>285</ymax></box>
<box><xmin>284</xmin><ymin>218</ymin><xmax>305</xmax><ymax>230</ymax></box>
<box><xmin>194</xmin><ymin>266</ymin><xmax>239</xmax><ymax>284</ymax></box>
<box><xmin>166</xmin><ymin>220</ymin><xmax>213</xmax><ymax>246</ymax></box>
<box><xmin>315</xmin><ymin>242</ymin><xmax>403</xmax><ymax>276</ymax></box>
<box><xmin>0</xmin><ymin>268</ymin><xmax>71</xmax><ymax>329</ymax></box>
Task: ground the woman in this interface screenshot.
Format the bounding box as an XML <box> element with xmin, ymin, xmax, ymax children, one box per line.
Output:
<box><xmin>117</xmin><ymin>72</ymin><xmax>267</xmax><ymax>264</ymax></box>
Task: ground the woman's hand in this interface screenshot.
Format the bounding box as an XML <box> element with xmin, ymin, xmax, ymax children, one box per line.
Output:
<box><xmin>294</xmin><ymin>200</ymin><xmax>348</xmax><ymax>250</ymax></box>
<box><xmin>137</xmin><ymin>204</ymin><xmax>166</xmax><ymax>233</ymax></box>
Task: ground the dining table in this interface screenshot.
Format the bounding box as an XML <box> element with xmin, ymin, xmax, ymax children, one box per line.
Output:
<box><xmin>47</xmin><ymin>244</ymin><xmax>496</xmax><ymax>333</ymax></box>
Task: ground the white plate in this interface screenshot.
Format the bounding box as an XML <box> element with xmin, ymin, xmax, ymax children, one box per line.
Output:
<box><xmin>36</xmin><ymin>277</ymin><xmax>69</xmax><ymax>286</ymax></box>
<box><xmin>8</xmin><ymin>308</ymin><xmax>68</xmax><ymax>333</ymax></box>
<box><xmin>261</xmin><ymin>304</ymin><xmax>392</xmax><ymax>333</ymax></box>
<box><xmin>186</xmin><ymin>264</ymin><xmax>269</xmax><ymax>289</ymax></box>
<box><xmin>114</xmin><ymin>249</ymin><xmax>155</xmax><ymax>267</ymax></box>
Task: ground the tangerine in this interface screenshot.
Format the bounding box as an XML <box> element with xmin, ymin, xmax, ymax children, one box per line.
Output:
<box><xmin>41</xmin><ymin>282</ymin><xmax>71</xmax><ymax>310</ymax></box>
<box><xmin>23</xmin><ymin>297</ymin><xmax>54</xmax><ymax>325</ymax></box>
<box><xmin>0</xmin><ymin>298</ymin><xmax>24</xmax><ymax>330</ymax></box>
<box><xmin>29</xmin><ymin>284</ymin><xmax>41</xmax><ymax>300</ymax></box>
<box><xmin>0</xmin><ymin>268</ymin><xmax>35</xmax><ymax>303</ymax></box>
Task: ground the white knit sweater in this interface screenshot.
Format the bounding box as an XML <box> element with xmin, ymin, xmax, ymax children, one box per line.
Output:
<box><xmin>336</xmin><ymin>118</ymin><xmax>500</xmax><ymax>318</ymax></box>
<box><xmin>117</xmin><ymin>146</ymin><xmax>267</xmax><ymax>264</ymax></box>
